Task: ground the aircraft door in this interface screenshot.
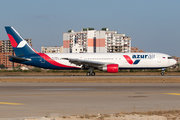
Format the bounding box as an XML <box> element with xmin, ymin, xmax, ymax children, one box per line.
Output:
<box><xmin>157</xmin><ymin>56</ymin><xmax>161</xmax><ymax>63</ymax></box>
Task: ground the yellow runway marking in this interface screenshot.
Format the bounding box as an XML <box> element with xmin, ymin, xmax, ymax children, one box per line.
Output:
<box><xmin>0</xmin><ymin>102</ymin><xmax>25</xmax><ymax>105</ymax></box>
<box><xmin>165</xmin><ymin>93</ymin><xmax>180</xmax><ymax>96</ymax></box>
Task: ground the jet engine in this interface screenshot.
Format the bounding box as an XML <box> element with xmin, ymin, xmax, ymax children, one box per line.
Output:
<box><xmin>99</xmin><ymin>64</ymin><xmax>119</xmax><ymax>73</ymax></box>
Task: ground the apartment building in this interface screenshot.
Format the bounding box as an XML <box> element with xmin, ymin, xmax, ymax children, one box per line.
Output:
<box><xmin>63</xmin><ymin>28</ymin><xmax>131</xmax><ymax>53</ymax></box>
<box><xmin>131</xmin><ymin>47</ymin><xmax>145</xmax><ymax>53</ymax></box>
<box><xmin>0</xmin><ymin>39</ymin><xmax>32</xmax><ymax>69</ymax></box>
<box><xmin>41</xmin><ymin>46</ymin><xmax>63</xmax><ymax>53</ymax></box>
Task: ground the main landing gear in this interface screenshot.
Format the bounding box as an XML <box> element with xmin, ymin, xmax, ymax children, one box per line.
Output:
<box><xmin>86</xmin><ymin>72</ymin><xmax>95</xmax><ymax>76</ymax></box>
<box><xmin>86</xmin><ymin>67</ymin><xmax>95</xmax><ymax>76</ymax></box>
<box><xmin>161</xmin><ymin>68</ymin><xmax>165</xmax><ymax>76</ymax></box>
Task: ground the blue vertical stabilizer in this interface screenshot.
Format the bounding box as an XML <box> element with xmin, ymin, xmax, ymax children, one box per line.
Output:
<box><xmin>5</xmin><ymin>26</ymin><xmax>36</xmax><ymax>56</ymax></box>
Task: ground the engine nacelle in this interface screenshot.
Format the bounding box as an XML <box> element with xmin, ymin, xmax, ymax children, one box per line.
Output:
<box><xmin>99</xmin><ymin>64</ymin><xmax>119</xmax><ymax>73</ymax></box>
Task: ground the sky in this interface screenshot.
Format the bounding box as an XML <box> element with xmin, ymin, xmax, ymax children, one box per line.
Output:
<box><xmin>0</xmin><ymin>0</ymin><xmax>180</xmax><ymax>56</ymax></box>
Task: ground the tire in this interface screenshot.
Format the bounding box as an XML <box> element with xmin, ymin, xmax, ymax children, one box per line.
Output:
<box><xmin>86</xmin><ymin>72</ymin><xmax>90</xmax><ymax>76</ymax></box>
<box><xmin>91</xmin><ymin>72</ymin><xmax>95</xmax><ymax>76</ymax></box>
<box><xmin>161</xmin><ymin>72</ymin><xmax>164</xmax><ymax>76</ymax></box>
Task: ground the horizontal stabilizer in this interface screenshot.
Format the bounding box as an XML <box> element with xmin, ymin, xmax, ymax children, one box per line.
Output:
<box><xmin>6</xmin><ymin>55</ymin><xmax>31</xmax><ymax>62</ymax></box>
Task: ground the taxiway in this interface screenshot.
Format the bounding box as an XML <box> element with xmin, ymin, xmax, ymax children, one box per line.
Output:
<box><xmin>0</xmin><ymin>82</ymin><xmax>180</xmax><ymax>119</ymax></box>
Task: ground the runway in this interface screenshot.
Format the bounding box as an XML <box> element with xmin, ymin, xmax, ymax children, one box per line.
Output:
<box><xmin>0</xmin><ymin>82</ymin><xmax>180</xmax><ymax>119</ymax></box>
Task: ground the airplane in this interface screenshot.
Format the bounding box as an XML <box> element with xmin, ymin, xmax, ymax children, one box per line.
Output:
<box><xmin>5</xmin><ymin>26</ymin><xmax>177</xmax><ymax>76</ymax></box>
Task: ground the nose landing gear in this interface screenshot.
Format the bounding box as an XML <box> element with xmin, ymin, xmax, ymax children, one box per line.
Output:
<box><xmin>161</xmin><ymin>72</ymin><xmax>164</xmax><ymax>76</ymax></box>
<box><xmin>161</xmin><ymin>68</ymin><xmax>165</xmax><ymax>76</ymax></box>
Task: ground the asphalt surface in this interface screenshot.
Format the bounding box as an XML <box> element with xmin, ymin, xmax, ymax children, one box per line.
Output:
<box><xmin>0</xmin><ymin>75</ymin><xmax>180</xmax><ymax>78</ymax></box>
<box><xmin>0</xmin><ymin>82</ymin><xmax>180</xmax><ymax>119</ymax></box>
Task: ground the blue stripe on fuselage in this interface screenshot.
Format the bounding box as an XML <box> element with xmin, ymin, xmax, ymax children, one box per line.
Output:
<box><xmin>9</xmin><ymin>54</ymin><xmax>79</xmax><ymax>70</ymax></box>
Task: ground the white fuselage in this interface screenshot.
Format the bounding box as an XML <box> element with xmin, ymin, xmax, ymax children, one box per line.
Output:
<box><xmin>45</xmin><ymin>52</ymin><xmax>176</xmax><ymax>69</ymax></box>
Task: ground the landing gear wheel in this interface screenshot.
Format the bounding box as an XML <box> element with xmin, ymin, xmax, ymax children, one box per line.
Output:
<box><xmin>86</xmin><ymin>72</ymin><xmax>95</xmax><ymax>76</ymax></box>
<box><xmin>161</xmin><ymin>72</ymin><xmax>164</xmax><ymax>76</ymax></box>
<box><xmin>86</xmin><ymin>72</ymin><xmax>91</xmax><ymax>76</ymax></box>
<box><xmin>91</xmin><ymin>72</ymin><xmax>95</xmax><ymax>76</ymax></box>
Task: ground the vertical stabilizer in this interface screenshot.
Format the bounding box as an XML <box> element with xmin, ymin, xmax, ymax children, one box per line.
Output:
<box><xmin>5</xmin><ymin>26</ymin><xmax>36</xmax><ymax>56</ymax></box>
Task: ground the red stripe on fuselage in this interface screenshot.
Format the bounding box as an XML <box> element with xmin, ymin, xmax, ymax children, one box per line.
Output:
<box><xmin>37</xmin><ymin>53</ymin><xmax>79</xmax><ymax>68</ymax></box>
<box><xmin>123</xmin><ymin>55</ymin><xmax>133</xmax><ymax>65</ymax></box>
<box><xmin>32</xmin><ymin>48</ymin><xmax>38</xmax><ymax>53</ymax></box>
<box><xmin>7</xmin><ymin>34</ymin><xmax>18</xmax><ymax>48</ymax></box>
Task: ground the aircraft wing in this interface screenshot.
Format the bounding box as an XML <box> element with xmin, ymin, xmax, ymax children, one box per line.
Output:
<box><xmin>62</xmin><ymin>58</ymin><xmax>107</xmax><ymax>68</ymax></box>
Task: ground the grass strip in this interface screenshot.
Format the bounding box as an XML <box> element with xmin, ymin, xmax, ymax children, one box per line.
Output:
<box><xmin>1</xmin><ymin>77</ymin><xmax>180</xmax><ymax>83</ymax></box>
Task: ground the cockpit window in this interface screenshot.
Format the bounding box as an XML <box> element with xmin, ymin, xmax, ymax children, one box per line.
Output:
<box><xmin>168</xmin><ymin>57</ymin><xmax>173</xmax><ymax>59</ymax></box>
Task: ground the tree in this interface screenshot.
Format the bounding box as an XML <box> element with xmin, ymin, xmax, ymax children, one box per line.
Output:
<box><xmin>0</xmin><ymin>64</ymin><xmax>5</xmax><ymax>69</ymax></box>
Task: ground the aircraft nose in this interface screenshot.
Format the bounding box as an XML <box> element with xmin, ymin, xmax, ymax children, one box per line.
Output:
<box><xmin>172</xmin><ymin>59</ymin><xmax>177</xmax><ymax>65</ymax></box>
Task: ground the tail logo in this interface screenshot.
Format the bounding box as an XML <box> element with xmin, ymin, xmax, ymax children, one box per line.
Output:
<box><xmin>7</xmin><ymin>34</ymin><xmax>27</xmax><ymax>48</ymax></box>
<box><xmin>17</xmin><ymin>41</ymin><xmax>27</xmax><ymax>48</ymax></box>
<box><xmin>123</xmin><ymin>55</ymin><xmax>140</xmax><ymax>65</ymax></box>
